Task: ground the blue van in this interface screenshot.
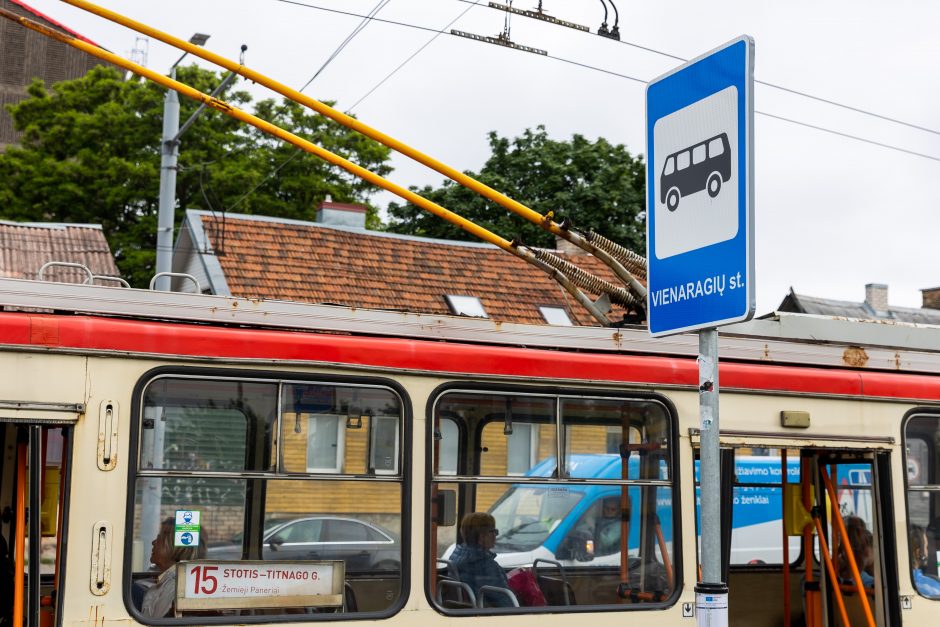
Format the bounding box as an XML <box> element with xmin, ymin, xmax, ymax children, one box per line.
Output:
<box><xmin>447</xmin><ymin>454</ymin><xmax>873</xmax><ymax>568</ymax></box>
<box><xmin>457</xmin><ymin>454</ymin><xmax>672</xmax><ymax>569</ymax></box>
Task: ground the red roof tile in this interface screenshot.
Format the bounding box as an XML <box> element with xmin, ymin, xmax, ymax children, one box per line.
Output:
<box><xmin>199</xmin><ymin>215</ymin><xmax>639</xmax><ymax>326</ymax></box>
<box><xmin>0</xmin><ymin>221</ymin><xmax>119</xmax><ymax>284</ymax></box>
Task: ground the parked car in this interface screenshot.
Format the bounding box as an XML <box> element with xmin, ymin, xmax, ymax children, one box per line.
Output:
<box><xmin>207</xmin><ymin>516</ymin><xmax>400</xmax><ymax>573</ymax></box>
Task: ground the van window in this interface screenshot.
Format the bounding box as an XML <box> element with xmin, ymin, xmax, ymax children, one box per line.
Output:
<box><xmin>676</xmin><ymin>151</ymin><xmax>691</xmax><ymax>170</ymax></box>
<box><xmin>692</xmin><ymin>144</ymin><xmax>706</xmax><ymax>165</ymax></box>
<box><xmin>429</xmin><ymin>391</ymin><xmax>677</xmax><ymax>612</ymax></box>
<box><xmin>663</xmin><ymin>156</ymin><xmax>675</xmax><ymax>176</ymax></box>
<box><xmin>708</xmin><ymin>137</ymin><xmax>725</xmax><ymax>157</ymax></box>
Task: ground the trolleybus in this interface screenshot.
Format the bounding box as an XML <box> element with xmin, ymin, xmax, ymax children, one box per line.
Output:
<box><xmin>2</xmin><ymin>277</ymin><xmax>940</xmax><ymax>626</ymax></box>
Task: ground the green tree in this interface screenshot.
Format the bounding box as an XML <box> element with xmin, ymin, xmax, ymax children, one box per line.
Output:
<box><xmin>0</xmin><ymin>65</ymin><xmax>392</xmax><ymax>286</ymax></box>
<box><xmin>385</xmin><ymin>126</ymin><xmax>646</xmax><ymax>252</ymax></box>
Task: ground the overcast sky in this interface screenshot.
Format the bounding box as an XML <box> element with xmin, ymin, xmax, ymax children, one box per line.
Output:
<box><xmin>21</xmin><ymin>0</ymin><xmax>940</xmax><ymax>316</ymax></box>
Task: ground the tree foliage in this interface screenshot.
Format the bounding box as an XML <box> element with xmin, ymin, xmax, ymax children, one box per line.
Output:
<box><xmin>0</xmin><ymin>66</ymin><xmax>392</xmax><ymax>286</ymax></box>
<box><xmin>385</xmin><ymin>126</ymin><xmax>646</xmax><ymax>252</ymax></box>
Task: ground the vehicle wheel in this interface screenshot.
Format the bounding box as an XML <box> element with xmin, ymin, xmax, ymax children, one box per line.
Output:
<box><xmin>707</xmin><ymin>172</ymin><xmax>722</xmax><ymax>198</ymax></box>
<box><xmin>666</xmin><ymin>188</ymin><xmax>680</xmax><ymax>211</ymax></box>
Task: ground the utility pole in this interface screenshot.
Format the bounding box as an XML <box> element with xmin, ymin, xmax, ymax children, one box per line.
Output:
<box><xmin>154</xmin><ymin>37</ymin><xmax>245</xmax><ymax>292</ymax></box>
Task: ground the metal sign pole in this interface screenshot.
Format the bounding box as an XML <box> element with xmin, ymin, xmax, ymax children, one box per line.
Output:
<box><xmin>696</xmin><ymin>327</ymin><xmax>727</xmax><ymax>625</ymax></box>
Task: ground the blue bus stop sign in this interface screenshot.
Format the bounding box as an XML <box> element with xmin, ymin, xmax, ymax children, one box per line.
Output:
<box><xmin>646</xmin><ymin>36</ymin><xmax>755</xmax><ymax>337</ymax></box>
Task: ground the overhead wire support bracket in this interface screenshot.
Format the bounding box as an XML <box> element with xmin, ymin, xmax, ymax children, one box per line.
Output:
<box><xmin>487</xmin><ymin>2</ymin><xmax>589</xmax><ymax>32</ymax></box>
<box><xmin>450</xmin><ymin>29</ymin><xmax>547</xmax><ymax>56</ymax></box>
<box><xmin>56</xmin><ymin>0</ymin><xmax>646</xmax><ymax>309</ymax></box>
<box><xmin>0</xmin><ymin>6</ymin><xmax>613</xmax><ymax>327</ymax></box>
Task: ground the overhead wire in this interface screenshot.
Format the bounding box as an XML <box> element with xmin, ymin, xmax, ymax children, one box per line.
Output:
<box><xmin>2</xmin><ymin>5</ymin><xmax>622</xmax><ymax>325</ymax></box>
<box><xmin>345</xmin><ymin>0</ymin><xmax>483</xmax><ymax>112</ymax></box>
<box><xmin>59</xmin><ymin>0</ymin><xmax>647</xmax><ymax>304</ymax></box>
<box><xmin>454</xmin><ymin>0</ymin><xmax>940</xmax><ymax>138</ymax></box>
<box><xmin>231</xmin><ymin>0</ymin><xmax>395</xmax><ymax>211</ymax></box>
<box><xmin>298</xmin><ymin>0</ymin><xmax>391</xmax><ymax>93</ymax></box>
<box><xmin>272</xmin><ymin>0</ymin><xmax>940</xmax><ymax>164</ymax></box>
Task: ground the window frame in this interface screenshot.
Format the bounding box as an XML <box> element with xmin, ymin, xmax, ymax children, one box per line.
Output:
<box><xmin>369</xmin><ymin>413</ymin><xmax>401</xmax><ymax>475</ymax></box>
<box><xmin>424</xmin><ymin>382</ymin><xmax>681</xmax><ymax>614</ymax></box>
<box><xmin>306</xmin><ymin>413</ymin><xmax>346</xmax><ymax>473</ymax></box>
<box><xmin>538</xmin><ymin>306</ymin><xmax>573</xmax><ymax>326</ymax></box>
<box><xmin>445</xmin><ymin>295</ymin><xmax>488</xmax><ymax>318</ymax></box>
<box><xmin>902</xmin><ymin>409</ymin><xmax>940</xmax><ymax>599</ymax></box>
<box><xmin>126</xmin><ymin>366</ymin><xmax>412</xmax><ymax>624</ymax></box>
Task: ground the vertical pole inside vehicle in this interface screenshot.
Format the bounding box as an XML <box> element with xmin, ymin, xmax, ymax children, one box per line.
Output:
<box><xmin>697</xmin><ymin>328</ymin><xmax>727</xmax><ymax>625</ymax></box>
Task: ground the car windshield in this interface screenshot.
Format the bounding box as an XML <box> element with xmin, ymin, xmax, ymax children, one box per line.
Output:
<box><xmin>490</xmin><ymin>485</ymin><xmax>583</xmax><ymax>552</ymax></box>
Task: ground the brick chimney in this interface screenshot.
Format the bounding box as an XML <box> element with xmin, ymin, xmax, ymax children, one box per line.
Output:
<box><xmin>864</xmin><ymin>283</ymin><xmax>889</xmax><ymax>312</ymax></box>
<box><xmin>922</xmin><ymin>287</ymin><xmax>940</xmax><ymax>310</ymax></box>
<box><xmin>316</xmin><ymin>196</ymin><xmax>367</xmax><ymax>229</ymax></box>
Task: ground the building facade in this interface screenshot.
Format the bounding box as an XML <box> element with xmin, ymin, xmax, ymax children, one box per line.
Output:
<box><xmin>0</xmin><ymin>0</ymin><xmax>107</xmax><ymax>150</ymax></box>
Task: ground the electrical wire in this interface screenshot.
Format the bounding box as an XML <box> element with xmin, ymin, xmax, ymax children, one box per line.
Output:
<box><xmin>273</xmin><ymin>0</ymin><xmax>940</xmax><ymax>163</ymax></box>
<box><xmin>298</xmin><ymin>0</ymin><xmax>391</xmax><ymax>93</ymax></box>
<box><xmin>455</xmin><ymin>0</ymin><xmax>940</xmax><ymax>138</ymax></box>
<box><xmin>228</xmin><ymin>0</ymin><xmax>397</xmax><ymax>211</ymax></box>
<box><xmin>346</xmin><ymin>0</ymin><xmax>484</xmax><ymax>113</ymax></box>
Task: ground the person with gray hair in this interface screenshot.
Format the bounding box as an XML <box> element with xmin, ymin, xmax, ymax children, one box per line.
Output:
<box><xmin>141</xmin><ymin>518</ymin><xmax>208</xmax><ymax>617</ymax></box>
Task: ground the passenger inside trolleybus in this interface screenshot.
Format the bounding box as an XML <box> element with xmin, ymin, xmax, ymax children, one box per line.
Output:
<box><xmin>430</xmin><ymin>392</ymin><xmax>677</xmax><ymax>610</ymax></box>
<box><xmin>129</xmin><ymin>378</ymin><xmax>405</xmax><ymax>618</ymax></box>
<box><xmin>137</xmin><ymin>518</ymin><xmax>208</xmax><ymax>617</ymax></box>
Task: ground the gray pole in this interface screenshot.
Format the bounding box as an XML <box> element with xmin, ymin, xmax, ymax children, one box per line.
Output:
<box><xmin>154</xmin><ymin>69</ymin><xmax>180</xmax><ymax>292</ymax></box>
<box><xmin>153</xmin><ymin>45</ymin><xmax>243</xmax><ymax>292</ymax></box>
<box><xmin>696</xmin><ymin>327</ymin><xmax>728</xmax><ymax>625</ymax></box>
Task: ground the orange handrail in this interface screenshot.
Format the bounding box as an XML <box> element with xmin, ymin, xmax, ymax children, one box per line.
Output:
<box><xmin>811</xmin><ymin>515</ymin><xmax>851</xmax><ymax>626</ymax></box>
<box><xmin>654</xmin><ymin>517</ymin><xmax>673</xmax><ymax>590</ymax></box>
<box><xmin>13</xmin><ymin>440</ymin><xmax>26</xmax><ymax>627</ymax></box>
<box><xmin>821</xmin><ymin>467</ymin><xmax>875</xmax><ymax>627</ymax></box>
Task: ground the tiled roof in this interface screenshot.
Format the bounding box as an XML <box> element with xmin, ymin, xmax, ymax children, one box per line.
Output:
<box><xmin>196</xmin><ymin>212</ymin><xmax>636</xmax><ymax>326</ymax></box>
<box><xmin>0</xmin><ymin>221</ymin><xmax>120</xmax><ymax>284</ymax></box>
<box><xmin>778</xmin><ymin>288</ymin><xmax>940</xmax><ymax>326</ymax></box>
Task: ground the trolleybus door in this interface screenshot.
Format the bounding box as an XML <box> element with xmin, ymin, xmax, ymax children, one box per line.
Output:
<box><xmin>693</xmin><ymin>441</ymin><xmax>899</xmax><ymax>627</ymax></box>
<box><xmin>0</xmin><ymin>408</ymin><xmax>77</xmax><ymax>627</ymax></box>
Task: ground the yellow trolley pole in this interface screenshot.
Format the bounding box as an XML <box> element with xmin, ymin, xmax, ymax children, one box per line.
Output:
<box><xmin>57</xmin><ymin>0</ymin><xmax>646</xmax><ymax>300</ymax></box>
<box><xmin>0</xmin><ymin>7</ymin><xmax>611</xmax><ymax>326</ymax></box>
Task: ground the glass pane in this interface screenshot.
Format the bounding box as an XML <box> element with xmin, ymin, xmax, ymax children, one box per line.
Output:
<box><xmin>677</xmin><ymin>151</ymin><xmax>690</xmax><ymax>170</ymax></box>
<box><xmin>280</xmin><ymin>384</ymin><xmax>401</xmax><ymax>474</ymax></box>
<box><xmin>436</xmin><ymin>418</ymin><xmax>459</xmax><ymax>475</ymax></box>
<box><xmin>431</xmin><ymin>482</ymin><xmax>460</xmax><ymax>559</ymax></box>
<box><xmin>307</xmin><ymin>415</ymin><xmax>341</xmax><ymax>471</ymax></box>
<box><xmin>142</xmin><ymin>378</ymin><xmax>277</xmax><ymax>472</ymax></box>
<box><xmin>130</xmin><ymin>476</ymin><xmax>247</xmax><ymax>616</ymax></box>
<box><xmin>562</xmin><ymin>398</ymin><xmax>670</xmax><ymax>480</ymax></box>
<box><xmin>438</xmin><ymin>393</ymin><xmax>556</xmax><ymax>478</ymax></box>
<box><xmin>694</xmin><ymin>450</ymin><xmax>802</xmax><ymax>566</ymax></box>
<box><xmin>490</xmin><ymin>484</ymin><xmax>583</xmax><ymax>553</ymax></box>
<box><xmin>692</xmin><ymin>144</ymin><xmax>706</xmax><ymax>164</ymax></box>
<box><xmin>370</xmin><ymin>415</ymin><xmax>400</xmax><ymax>474</ymax></box>
<box><xmin>506</xmin><ymin>424</ymin><xmax>535</xmax><ymax>475</ymax></box>
<box><xmin>663</xmin><ymin>156</ymin><xmax>675</xmax><ymax>175</ymax></box>
<box><xmin>434</xmin><ymin>484</ymin><xmax>675</xmax><ymax>609</ymax></box>
<box><xmin>906</xmin><ymin>414</ymin><xmax>940</xmax><ymax>597</ymax></box>
<box><xmin>708</xmin><ymin>137</ymin><xmax>724</xmax><ymax>157</ymax></box>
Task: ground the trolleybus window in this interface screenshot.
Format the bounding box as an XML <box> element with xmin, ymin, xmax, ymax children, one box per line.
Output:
<box><xmin>129</xmin><ymin>376</ymin><xmax>405</xmax><ymax>621</ymax></box>
<box><xmin>904</xmin><ymin>413</ymin><xmax>940</xmax><ymax>599</ymax></box>
<box><xmin>429</xmin><ymin>391</ymin><xmax>676</xmax><ymax>613</ymax></box>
